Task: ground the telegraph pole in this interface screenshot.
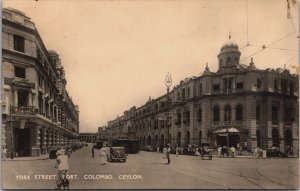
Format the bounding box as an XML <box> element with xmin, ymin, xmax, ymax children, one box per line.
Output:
<box><xmin>165</xmin><ymin>73</ymin><xmax>172</xmax><ymax>145</ymax></box>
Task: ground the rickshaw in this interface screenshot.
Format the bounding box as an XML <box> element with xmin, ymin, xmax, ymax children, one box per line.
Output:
<box><xmin>200</xmin><ymin>143</ymin><xmax>212</xmax><ymax>160</ymax></box>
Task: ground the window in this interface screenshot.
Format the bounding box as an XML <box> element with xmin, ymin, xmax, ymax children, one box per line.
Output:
<box><xmin>224</xmin><ymin>78</ymin><xmax>233</xmax><ymax>93</ymax></box>
<box><xmin>213</xmin><ymin>84</ymin><xmax>220</xmax><ymax>91</ymax></box>
<box><xmin>15</xmin><ymin>66</ymin><xmax>26</xmax><ymax>78</ymax></box>
<box><xmin>285</xmin><ymin>103</ymin><xmax>295</xmax><ymax>122</ymax></box>
<box><xmin>281</xmin><ymin>79</ymin><xmax>287</xmax><ymax>94</ymax></box>
<box><xmin>175</xmin><ymin>112</ymin><xmax>182</xmax><ymax>125</ymax></box>
<box><xmin>257</xmin><ymin>79</ymin><xmax>262</xmax><ymax>88</ymax></box>
<box><xmin>290</xmin><ymin>82</ymin><xmax>294</xmax><ymax>95</ymax></box>
<box><xmin>274</xmin><ymin>79</ymin><xmax>278</xmax><ymax>91</ymax></box>
<box><xmin>13</xmin><ymin>35</ymin><xmax>25</xmax><ymax>52</ymax></box>
<box><xmin>18</xmin><ymin>90</ymin><xmax>28</xmax><ymax>107</ymax></box>
<box><xmin>236</xmin><ymin>105</ymin><xmax>243</xmax><ymax>121</ymax></box>
<box><xmin>237</xmin><ymin>82</ymin><xmax>243</xmax><ymax>89</ymax></box>
<box><xmin>272</xmin><ymin>103</ymin><xmax>278</xmax><ymax>122</ymax></box>
<box><xmin>183</xmin><ymin>111</ymin><xmax>190</xmax><ymax>125</ymax></box>
<box><xmin>224</xmin><ymin>105</ymin><xmax>231</xmax><ymax>121</ymax></box>
<box><xmin>197</xmin><ymin>109</ymin><xmax>202</xmax><ymax>122</ymax></box>
<box><xmin>213</xmin><ymin>106</ymin><xmax>220</xmax><ymax>121</ymax></box>
<box><xmin>199</xmin><ymin>84</ymin><xmax>203</xmax><ymax>96</ymax></box>
<box><xmin>182</xmin><ymin>88</ymin><xmax>186</xmax><ymax>100</ymax></box>
<box><xmin>227</xmin><ymin>57</ymin><xmax>231</xmax><ymax>64</ymax></box>
<box><xmin>256</xmin><ymin>106</ymin><xmax>261</xmax><ymax>121</ymax></box>
<box><xmin>272</xmin><ymin>128</ymin><xmax>279</xmax><ymax>147</ymax></box>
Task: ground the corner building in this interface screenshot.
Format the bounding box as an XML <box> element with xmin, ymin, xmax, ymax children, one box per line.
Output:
<box><xmin>1</xmin><ymin>8</ymin><xmax>80</xmax><ymax>157</ymax></box>
<box><xmin>107</xmin><ymin>36</ymin><xmax>299</xmax><ymax>154</ymax></box>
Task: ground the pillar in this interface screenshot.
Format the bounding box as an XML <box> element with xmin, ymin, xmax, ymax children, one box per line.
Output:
<box><xmin>31</xmin><ymin>126</ymin><xmax>41</xmax><ymax>156</ymax></box>
<box><xmin>41</xmin><ymin>128</ymin><xmax>47</xmax><ymax>154</ymax></box>
<box><xmin>47</xmin><ymin>130</ymin><xmax>52</xmax><ymax>148</ymax></box>
<box><xmin>60</xmin><ymin>133</ymin><xmax>64</xmax><ymax>145</ymax></box>
<box><xmin>13</xmin><ymin>89</ymin><xmax>18</xmax><ymax>107</ymax></box>
<box><xmin>28</xmin><ymin>91</ymin><xmax>33</xmax><ymax>107</ymax></box>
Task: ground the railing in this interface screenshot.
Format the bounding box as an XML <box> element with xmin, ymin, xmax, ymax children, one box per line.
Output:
<box><xmin>11</xmin><ymin>106</ymin><xmax>38</xmax><ymax>115</ymax></box>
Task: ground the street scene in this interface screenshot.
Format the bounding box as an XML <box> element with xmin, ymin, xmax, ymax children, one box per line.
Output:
<box><xmin>2</xmin><ymin>144</ymin><xmax>299</xmax><ymax>189</ymax></box>
<box><xmin>1</xmin><ymin>0</ymin><xmax>299</xmax><ymax>190</ymax></box>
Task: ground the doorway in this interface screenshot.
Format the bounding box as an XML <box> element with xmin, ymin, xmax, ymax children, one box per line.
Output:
<box><xmin>14</xmin><ymin>128</ymin><xmax>31</xmax><ymax>157</ymax></box>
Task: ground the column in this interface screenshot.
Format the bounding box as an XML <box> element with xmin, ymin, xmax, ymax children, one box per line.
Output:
<box><xmin>31</xmin><ymin>126</ymin><xmax>41</xmax><ymax>156</ymax></box>
<box><xmin>60</xmin><ymin>133</ymin><xmax>64</xmax><ymax>145</ymax></box>
<box><xmin>2</xmin><ymin>123</ymin><xmax>6</xmax><ymax>148</ymax></box>
<box><xmin>13</xmin><ymin>89</ymin><xmax>18</xmax><ymax>107</ymax></box>
<box><xmin>28</xmin><ymin>92</ymin><xmax>33</xmax><ymax>107</ymax></box>
<box><xmin>41</xmin><ymin>128</ymin><xmax>47</xmax><ymax>154</ymax></box>
<box><xmin>47</xmin><ymin>130</ymin><xmax>52</xmax><ymax>148</ymax></box>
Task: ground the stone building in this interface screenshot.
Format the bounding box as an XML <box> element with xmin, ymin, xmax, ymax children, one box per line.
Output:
<box><xmin>79</xmin><ymin>133</ymin><xmax>97</xmax><ymax>143</ymax></box>
<box><xmin>106</xmin><ymin>36</ymin><xmax>299</xmax><ymax>153</ymax></box>
<box><xmin>1</xmin><ymin>8</ymin><xmax>80</xmax><ymax>157</ymax></box>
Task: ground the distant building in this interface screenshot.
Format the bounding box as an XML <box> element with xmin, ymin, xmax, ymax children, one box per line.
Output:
<box><xmin>79</xmin><ymin>133</ymin><xmax>97</xmax><ymax>143</ymax></box>
<box><xmin>106</xmin><ymin>36</ymin><xmax>299</xmax><ymax>154</ymax></box>
<box><xmin>1</xmin><ymin>8</ymin><xmax>80</xmax><ymax>157</ymax></box>
<box><xmin>97</xmin><ymin>126</ymin><xmax>107</xmax><ymax>141</ymax></box>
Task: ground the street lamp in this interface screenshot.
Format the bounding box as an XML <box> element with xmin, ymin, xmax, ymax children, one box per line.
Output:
<box><xmin>165</xmin><ymin>73</ymin><xmax>172</xmax><ymax>145</ymax></box>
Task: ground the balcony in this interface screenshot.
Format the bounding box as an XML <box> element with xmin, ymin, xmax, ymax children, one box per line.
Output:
<box><xmin>11</xmin><ymin>106</ymin><xmax>38</xmax><ymax>115</ymax></box>
<box><xmin>211</xmin><ymin>120</ymin><xmax>243</xmax><ymax>127</ymax></box>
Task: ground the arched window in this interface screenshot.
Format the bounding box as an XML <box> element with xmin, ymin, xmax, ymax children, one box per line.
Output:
<box><xmin>285</xmin><ymin>129</ymin><xmax>292</xmax><ymax>147</ymax></box>
<box><xmin>213</xmin><ymin>105</ymin><xmax>220</xmax><ymax>121</ymax></box>
<box><xmin>272</xmin><ymin>128</ymin><xmax>279</xmax><ymax>147</ymax></box>
<box><xmin>224</xmin><ymin>105</ymin><xmax>231</xmax><ymax>121</ymax></box>
<box><xmin>227</xmin><ymin>57</ymin><xmax>231</xmax><ymax>64</ymax></box>
<box><xmin>256</xmin><ymin>130</ymin><xmax>261</xmax><ymax>147</ymax></box>
<box><xmin>177</xmin><ymin>132</ymin><xmax>181</xmax><ymax>147</ymax></box>
<box><xmin>236</xmin><ymin>105</ymin><xmax>243</xmax><ymax>121</ymax></box>
<box><xmin>186</xmin><ymin>131</ymin><xmax>190</xmax><ymax>146</ymax></box>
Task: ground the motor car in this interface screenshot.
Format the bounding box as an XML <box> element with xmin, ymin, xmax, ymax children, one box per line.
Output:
<box><xmin>49</xmin><ymin>146</ymin><xmax>59</xmax><ymax>159</ymax></box>
<box><xmin>266</xmin><ymin>147</ymin><xmax>283</xmax><ymax>158</ymax></box>
<box><xmin>107</xmin><ymin>147</ymin><xmax>127</xmax><ymax>162</ymax></box>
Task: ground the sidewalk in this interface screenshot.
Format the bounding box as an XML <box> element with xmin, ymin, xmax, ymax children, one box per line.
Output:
<box><xmin>2</xmin><ymin>154</ymin><xmax>49</xmax><ymax>161</ymax></box>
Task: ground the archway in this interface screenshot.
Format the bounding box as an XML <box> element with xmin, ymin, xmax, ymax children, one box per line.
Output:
<box><xmin>148</xmin><ymin>135</ymin><xmax>151</xmax><ymax>146</ymax></box>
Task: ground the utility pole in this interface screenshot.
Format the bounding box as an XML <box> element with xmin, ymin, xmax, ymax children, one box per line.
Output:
<box><xmin>165</xmin><ymin>73</ymin><xmax>172</xmax><ymax>145</ymax></box>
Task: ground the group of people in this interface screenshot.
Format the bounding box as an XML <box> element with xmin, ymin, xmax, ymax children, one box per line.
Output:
<box><xmin>92</xmin><ymin>143</ymin><xmax>109</xmax><ymax>165</ymax></box>
<box><xmin>217</xmin><ymin>146</ymin><xmax>236</xmax><ymax>157</ymax></box>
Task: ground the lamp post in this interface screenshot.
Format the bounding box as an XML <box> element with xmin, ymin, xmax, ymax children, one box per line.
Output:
<box><xmin>165</xmin><ymin>73</ymin><xmax>172</xmax><ymax>145</ymax></box>
<box><xmin>9</xmin><ymin>104</ymin><xmax>14</xmax><ymax>159</ymax></box>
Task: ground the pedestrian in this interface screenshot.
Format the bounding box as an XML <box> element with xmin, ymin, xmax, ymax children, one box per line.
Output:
<box><xmin>253</xmin><ymin>146</ymin><xmax>258</xmax><ymax>158</ymax></box>
<box><xmin>157</xmin><ymin>146</ymin><xmax>160</xmax><ymax>153</ymax></box>
<box><xmin>2</xmin><ymin>146</ymin><xmax>7</xmax><ymax>160</ymax></box>
<box><xmin>217</xmin><ymin>145</ymin><xmax>222</xmax><ymax>157</ymax></box>
<box><xmin>163</xmin><ymin>147</ymin><xmax>167</xmax><ymax>158</ymax></box>
<box><xmin>175</xmin><ymin>145</ymin><xmax>179</xmax><ymax>157</ymax></box>
<box><xmin>92</xmin><ymin>147</ymin><xmax>95</xmax><ymax>158</ymax></box>
<box><xmin>166</xmin><ymin>144</ymin><xmax>171</xmax><ymax>164</ymax></box>
<box><xmin>230</xmin><ymin>146</ymin><xmax>235</xmax><ymax>158</ymax></box>
<box><xmin>99</xmin><ymin>144</ymin><xmax>108</xmax><ymax>165</ymax></box>
<box><xmin>195</xmin><ymin>147</ymin><xmax>200</xmax><ymax>156</ymax></box>
<box><xmin>55</xmin><ymin>146</ymin><xmax>69</xmax><ymax>189</ymax></box>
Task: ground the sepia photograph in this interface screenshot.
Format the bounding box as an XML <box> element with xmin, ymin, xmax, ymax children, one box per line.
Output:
<box><xmin>0</xmin><ymin>0</ymin><xmax>299</xmax><ymax>189</ymax></box>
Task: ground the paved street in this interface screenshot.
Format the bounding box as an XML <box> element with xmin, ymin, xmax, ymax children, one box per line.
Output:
<box><xmin>2</xmin><ymin>144</ymin><xmax>299</xmax><ymax>189</ymax></box>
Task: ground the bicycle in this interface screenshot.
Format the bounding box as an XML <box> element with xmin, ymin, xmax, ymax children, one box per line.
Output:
<box><xmin>56</xmin><ymin>170</ymin><xmax>69</xmax><ymax>190</ymax></box>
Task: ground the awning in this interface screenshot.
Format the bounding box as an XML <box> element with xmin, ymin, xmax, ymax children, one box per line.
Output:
<box><xmin>212</xmin><ymin>127</ymin><xmax>240</xmax><ymax>134</ymax></box>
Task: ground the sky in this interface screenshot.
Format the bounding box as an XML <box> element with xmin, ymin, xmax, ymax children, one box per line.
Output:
<box><xmin>2</xmin><ymin>0</ymin><xmax>299</xmax><ymax>133</ymax></box>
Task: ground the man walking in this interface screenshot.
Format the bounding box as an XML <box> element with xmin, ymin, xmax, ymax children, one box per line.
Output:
<box><xmin>166</xmin><ymin>144</ymin><xmax>171</xmax><ymax>164</ymax></box>
<box><xmin>92</xmin><ymin>146</ymin><xmax>95</xmax><ymax>158</ymax></box>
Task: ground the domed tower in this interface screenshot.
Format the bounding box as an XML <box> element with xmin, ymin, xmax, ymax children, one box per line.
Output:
<box><xmin>217</xmin><ymin>34</ymin><xmax>241</xmax><ymax>70</ymax></box>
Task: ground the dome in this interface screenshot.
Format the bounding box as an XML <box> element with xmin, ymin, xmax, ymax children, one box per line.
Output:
<box><xmin>221</xmin><ymin>35</ymin><xmax>239</xmax><ymax>51</ymax></box>
<box><xmin>48</xmin><ymin>50</ymin><xmax>59</xmax><ymax>56</ymax></box>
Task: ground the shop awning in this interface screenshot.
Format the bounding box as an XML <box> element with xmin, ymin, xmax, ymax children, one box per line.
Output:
<box><xmin>212</xmin><ymin>127</ymin><xmax>240</xmax><ymax>134</ymax></box>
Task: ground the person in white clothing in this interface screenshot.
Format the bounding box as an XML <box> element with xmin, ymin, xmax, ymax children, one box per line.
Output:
<box><xmin>55</xmin><ymin>147</ymin><xmax>69</xmax><ymax>189</ymax></box>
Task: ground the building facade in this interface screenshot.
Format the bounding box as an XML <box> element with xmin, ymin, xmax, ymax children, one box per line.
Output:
<box><xmin>97</xmin><ymin>126</ymin><xmax>107</xmax><ymax>141</ymax></box>
<box><xmin>79</xmin><ymin>133</ymin><xmax>97</xmax><ymax>143</ymax></box>
<box><xmin>106</xmin><ymin>37</ymin><xmax>299</xmax><ymax>154</ymax></box>
<box><xmin>1</xmin><ymin>8</ymin><xmax>80</xmax><ymax>157</ymax></box>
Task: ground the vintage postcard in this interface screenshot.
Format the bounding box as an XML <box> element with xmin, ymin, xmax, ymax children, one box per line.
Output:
<box><xmin>1</xmin><ymin>0</ymin><xmax>299</xmax><ymax>190</ymax></box>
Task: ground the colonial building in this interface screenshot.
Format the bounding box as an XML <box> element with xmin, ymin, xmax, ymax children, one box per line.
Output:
<box><xmin>97</xmin><ymin>126</ymin><xmax>107</xmax><ymax>141</ymax></box>
<box><xmin>79</xmin><ymin>133</ymin><xmax>97</xmax><ymax>143</ymax></box>
<box><xmin>106</xmin><ymin>36</ymin><xmax>299</xmax><ymax>154</ymax></box>
<box><xmin>1</xmin><ymin>8</ymin><xmax>80</xmax><ymax>157</ymax></box>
